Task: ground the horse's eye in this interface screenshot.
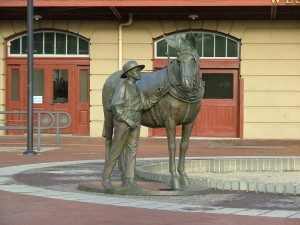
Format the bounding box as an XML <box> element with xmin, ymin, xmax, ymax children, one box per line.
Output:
<box><xmin>191</xmin><ymin>58</ymin><xmax>196</xmax><ymax>63</ymax></box>
<box><xmin>177</xmin><ymin>59</ymin><xmax>181</xmax><ymax>66</ymax></box>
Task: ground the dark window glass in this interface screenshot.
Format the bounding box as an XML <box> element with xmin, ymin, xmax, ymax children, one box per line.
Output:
<box><xmin>11</xmin><ymin>69</ymin><xmax>19</xmax><ymax>101</ymax></box>
<box><xmin>53</xmin><ymin>69</ymin><xmax>68</xmax><ymax>103</ymax></box>
<box><xmin>202</xmin><ymin>73</ymin><xmax>233</xmax><ymax>99</ymax></box>
<box><xmin>10</xmin><ymin>38</ymin><xmax>20</xmax><ymax>54</ymax></box>
<box><xmin>203</xmin><ymin>33</ymin><xmax>214</xmax><ymax>57</ymax></box>
<box><xmin>67</xmin><ymin>35</ymin><xmax>77</xmax><ymax>54</ymax></box>
<box><xmin>166</xmin><ymin>36</ymin><xmax>180</xmax><ymax>57</ymax></box>
<box><xmin>34</xmin><ymin>33</ymin><xmax>43</xmax><ymax>54</ymax></box>
<box><xmin>80</xmin><ymin>70</ymin><xmax>89</xmax><ymax>102</ymax></box>
<box><xmin>33</xmin><ymin>69</ymin><xmax>44</xmax><ymax>97</ymax></box>
<box><xmin>44</xmin><ymin>32</ymin><xmax>54</xmax><ymax>54</ymax></box>
<box><xmin>155</xmin><ymin>33</ymin><xmax>239</xmax><ymax>58</ymax></box>
<box><xmin>168</xmin><ymin>46</ymin><xmax>178</xmax><ymax>57</ymax></box>
<box><xmin>156</xmin><ymin>39</ymin><xmax>167</xmax><ymax>57</ymax></box>
<box><xmin>79</xmin><ymin>38</ymin><xmax>89</xmax><ymax>55</ymax></box>
<box><xmin>194</xmin><ymin>33</ymin><xmax>203</xmax><ymax>57</ymax></box>
<box><xmin>22</xmin><ymin>36</ymin><xmax>28</xmax><ymax>54</ymax></box>
<box><xmin>227</xmin><ymin>39</ymin><xmax>238</xmax><ymax>57</ymax></box>
<box><xmin>215</xmin><ymin>35</ymin><xmax>226</xmax><ymax>57</ymax></box>
<box><xmin>56</xmin><ymin>33</ymin><xmax>66</xmax><ymax>54</ymax></box>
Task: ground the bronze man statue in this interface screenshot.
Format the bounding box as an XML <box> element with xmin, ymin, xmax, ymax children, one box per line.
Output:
<box><xmin>101</xmin><ymin>61</ymin><xmax>170</xmax><ymax>192</ymax></box>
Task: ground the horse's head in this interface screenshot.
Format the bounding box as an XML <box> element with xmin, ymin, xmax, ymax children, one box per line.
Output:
<box><xmin>165</xmin><ymin>33</ymin><xmax>200</xmax><ymax>93</ymax></box>
<box><xmin>176</xmin><ymin>50</ymin><xmax>199</xmax><ymax>92</ymax></box>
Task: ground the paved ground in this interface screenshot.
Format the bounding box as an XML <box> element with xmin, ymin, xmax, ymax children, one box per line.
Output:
<box><xmin>0</xmin><ymin>136</ymin><xmax>300</xmax><ymax>225</ymax></box>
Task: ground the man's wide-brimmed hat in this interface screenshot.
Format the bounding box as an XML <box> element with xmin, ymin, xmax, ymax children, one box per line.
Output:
<box><xmin>121</xmin><ymin>61</ymin><xmax>145</xmax><ymax>78</ymax></box>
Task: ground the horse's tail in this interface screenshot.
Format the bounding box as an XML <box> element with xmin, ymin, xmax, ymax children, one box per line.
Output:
<box><xmin>102</xmin><ymin>109</ymin><xmax>114</xmax><ymax>162</ymax></box>
<box><xmin>102</xmin><ymin>70</ymin><xmax>122</xmax><ymax>161</ymax></box>
<box><xmin>102</xmin><ymin>109</ymin><xmax>114</xmax><ymax>139</ymax></box>
<box><xmin>102</xmin><ymin>126</ymin><xmax>106</xmax><ymax>138</ymax></box>
<box><xmin>101</xmin><ymin>70</ymin><xmax>121</xmax><ymax>138</ymax></box>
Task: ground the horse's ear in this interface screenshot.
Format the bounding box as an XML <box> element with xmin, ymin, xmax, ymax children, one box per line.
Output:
<box><xmin>164</xmin><ymin>34</ymin><xmax>181</xmax><ymax>53</ymax></box>
<box><xmin>164</xmin><ymin>33</ymin><xmax>197</xmax><ymax>54</ymax></box>
<box><xmin>186</xmin><ymin>33</ymin><xmax>197</xmax><ymax>50</ymax></box>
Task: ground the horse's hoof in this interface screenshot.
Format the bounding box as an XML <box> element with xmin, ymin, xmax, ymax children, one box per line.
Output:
<box><xmin>180</xmin><ymin>175</ymin><xmax>190</xmax><ymax>187</ymax></box>
<box><xmin>170</xmin><ymin>177</ymin><xmax>180</xmax><ymax>190</ymax></box>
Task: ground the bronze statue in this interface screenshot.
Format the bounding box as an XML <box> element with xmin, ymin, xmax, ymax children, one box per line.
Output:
<box><xmin>102</xmin><ymin>33</ymin><xmax>205</xmax><ymax>191</ymax></box>
<box><xmin>101</xmin><ymin>61</ymin><xmax>170</xmax><ymax>192</ymax></box>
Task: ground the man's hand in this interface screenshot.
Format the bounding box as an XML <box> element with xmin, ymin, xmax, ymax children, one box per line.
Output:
<box><xmin>144</xmin><ymin>85</ymin><xmax>171</xmax><ymax>109</ymax></box>
<box><xmin>118</xmin><ymin>114</ymin><xmax>135</xmax><ymax>128</ymax></box>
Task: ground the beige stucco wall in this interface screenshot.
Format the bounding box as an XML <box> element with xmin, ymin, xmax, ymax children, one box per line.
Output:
<box><xmin>0</xmin><ymin>24</ymin><xmax>6</xmax><ymax>135</ymax></box>
<box><xmin>240</xmin><ymin>22</ymin><xmax>300</xmax><ymax>139</ymax></box>
<box><xmin>0</xmin><ymin>20</ymin><xmax>299</xmax><ymax>139</ymax></box>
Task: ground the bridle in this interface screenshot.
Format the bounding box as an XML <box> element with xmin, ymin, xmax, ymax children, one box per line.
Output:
<box><xmin>165</xmin><ymin>50</ymin><xmax>204</xmax><ymax>103</ymax></box>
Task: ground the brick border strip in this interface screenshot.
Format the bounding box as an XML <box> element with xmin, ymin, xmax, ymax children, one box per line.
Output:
<box><xmin>135</xmin><ymin>156</ymin><xmax>300</xmax><ymax>195</ymax></box>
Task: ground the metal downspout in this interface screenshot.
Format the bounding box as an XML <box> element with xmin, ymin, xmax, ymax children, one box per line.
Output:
<box><xmin>118</xmin><ymin>14</ymin><xmax>133</xmax><ymax>70</ymax></box>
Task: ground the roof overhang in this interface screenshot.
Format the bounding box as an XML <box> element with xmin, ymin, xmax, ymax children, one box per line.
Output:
<box><xmin>0</xmin><ymin>0</ymin><xmax>296</xmax><ymax>7</ymax></box>
<box><xmin>0</xmin><ymin>1</ymin><xmax>299</xmax><ymax>21</ymax></box>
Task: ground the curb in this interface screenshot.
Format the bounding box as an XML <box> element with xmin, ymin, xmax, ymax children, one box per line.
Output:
<box><xmin>135</xmin><ymin>156</ymin><xmax>300</xmax><ymax>195</ymax></box>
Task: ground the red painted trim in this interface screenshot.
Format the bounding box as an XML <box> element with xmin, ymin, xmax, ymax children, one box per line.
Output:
<box><xmin>149</xmin><ymin>128</ymin><xmax>154</xmax><ymax>137</ymax></box>
<box><xmin>0</xmin><ymin>0</ymin><xmax>290</xmax><ymax>7</ymax></box>
<box><xmin>153</xmin><ymin>59</ymin><xmax>169</xmax><ymax>69</ymax></box>
<box><xmin>201</xmin><ymin>59</ymin><xmax>240</xmax><ymax>69</ymax></box>
<box><xmin>6</xmin><ymin>58</ymin><xmax>90</xmax><ymax>66</ymax></box>
<box><xmin>239</xmin><ymin>77</ymin><xmax>244</xmax><ymax>138</ymax></box>
<box><xmin>5</xmin><ymin>57</ymin><xmax>91</xmax><ymax>136</ymax></box>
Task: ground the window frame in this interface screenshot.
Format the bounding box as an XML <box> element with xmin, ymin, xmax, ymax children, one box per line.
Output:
<box><xmin>7</xmin><ymin>30</ymin><xmax>89</xmax><ymax>58</ymax></box>
<box><xmin>154</xmin><ymin>31</ymin><xmax>240</xmax><ymax>60</ymax></box>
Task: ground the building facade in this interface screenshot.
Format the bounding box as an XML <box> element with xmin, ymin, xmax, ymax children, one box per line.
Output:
<box><xmin>0</xmin><ymin>1</ymin><xmax>300</xmax><ymax>139</ymax></box>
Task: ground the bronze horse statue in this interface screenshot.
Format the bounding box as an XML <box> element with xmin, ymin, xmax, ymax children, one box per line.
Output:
<box><xmin>102</xmin><ymin>34</ymin><xmax>205</xmax><ymax>190</ymax></box>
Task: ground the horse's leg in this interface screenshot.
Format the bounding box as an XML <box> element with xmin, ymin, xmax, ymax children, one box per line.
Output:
<box><xmin>165</xmin><ymin>119</ymin><xmax>180</xmax><ymax>190</ymax></box>
<box><xmin>178</xmin><ymin>121</ymin><xmax>195</xmax><ymax>187</ymax></box>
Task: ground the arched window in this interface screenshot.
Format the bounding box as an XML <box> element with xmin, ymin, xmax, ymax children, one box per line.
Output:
<box><xmin>155</xmin><ymin>31</ymin><xmax>239</xmax><ymax>59</ymax></box>
<box><xmin>8</xmin><ymin>31</ymin><xmax>89</xmax><ymax>57</ymax></box>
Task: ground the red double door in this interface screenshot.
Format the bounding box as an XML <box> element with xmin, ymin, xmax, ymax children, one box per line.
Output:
<box><xmin>151</xmin><ymin>68</ymin><xmax>241</xmax><ymax>137</ymax></box>
<box><xmin>6</xmin><ymin>58</ymin><xmax>90</xmax><ymax>135</ymax></box>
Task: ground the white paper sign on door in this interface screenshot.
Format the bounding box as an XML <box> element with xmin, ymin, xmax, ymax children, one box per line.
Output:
<box><xmin>33</xmin><ymin>96</ymin><xmax>43</xmax><ymax>104</ymax></box>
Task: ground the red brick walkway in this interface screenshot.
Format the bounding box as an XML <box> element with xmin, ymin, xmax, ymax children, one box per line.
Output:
<box><xmin>0</xmin><ymin>136</ymin><xmax>299</xmax><ymax>225</ymax></box>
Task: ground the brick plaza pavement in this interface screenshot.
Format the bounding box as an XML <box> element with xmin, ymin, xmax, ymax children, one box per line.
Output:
<box><xmin>0</xmin><ymin>136</ymin><xmax>299</xmax><ymax>225</ymax></box>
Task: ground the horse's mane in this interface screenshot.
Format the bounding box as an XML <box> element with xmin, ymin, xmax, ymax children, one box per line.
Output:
<box><xmin>137</xmin><ymin>59</ymin><xmax>204</xmax><ymax>103</ymax></box>
<box><xmin>137</xmin><ymin>67</ymin><xmax>170</xmax><ymax>98</ymax></box>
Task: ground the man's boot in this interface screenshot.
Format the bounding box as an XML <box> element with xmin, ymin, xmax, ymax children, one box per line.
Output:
<box><xmin>122</xmin><ymin>178</ymin><xmax>143</xmax><ymax>190</ymax></box>
<box><xmin>101</xmin><ymin>177</ymin><xmax>113</xmax><ymax>193</ymax></box>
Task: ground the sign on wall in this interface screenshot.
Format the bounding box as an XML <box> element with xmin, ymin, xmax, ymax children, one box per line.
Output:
<box><xmin>33</xmin><ymin>96</ymin><xmax>43</xmax><ymax>104</ymax></box>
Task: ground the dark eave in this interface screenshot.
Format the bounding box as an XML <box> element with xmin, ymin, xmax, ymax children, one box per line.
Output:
<box><xmin>0</xmin><ymin>0</ymin><xmax>295</xmax><ymax>7</ymax></box>
<box><xmin>0</xmin><ymin>5</ymin><xmax>299</xmax><ymax>21</ymax></box>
